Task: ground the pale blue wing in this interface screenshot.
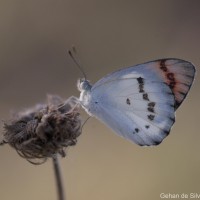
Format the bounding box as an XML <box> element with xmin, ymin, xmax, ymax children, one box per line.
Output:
<box><xmin>86</xmin><ymin>59</ymin><xmax>195</xmax><ymax>146</ymax></box>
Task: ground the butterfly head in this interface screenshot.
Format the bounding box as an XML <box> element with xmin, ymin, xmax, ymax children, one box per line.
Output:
<box><xmin>77</xmin><ymin>78</ymin><xmax>92</xmax><ymax>92</ymax></box>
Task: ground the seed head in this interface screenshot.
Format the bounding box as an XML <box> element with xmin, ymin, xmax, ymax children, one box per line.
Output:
<box><xmin>1</xmin><ymin>95</ymin><xmax>82</xmax><ymax>164</ymax></box>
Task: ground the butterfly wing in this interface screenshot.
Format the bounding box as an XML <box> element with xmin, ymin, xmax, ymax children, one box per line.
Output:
<box><xmin>93</xmin><ymin>59</ymin><xmax>195</xmax><ymax>109</ymax></box>
<box><xmin>86</xmin><ymin>59</ymin><xmax>195</xmax><ymax>146</ymax></box>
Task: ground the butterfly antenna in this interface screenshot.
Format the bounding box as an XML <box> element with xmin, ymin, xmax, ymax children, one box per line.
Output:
<box><xmin>68</xmin><ymin>49</ymin><xmax>87</xmax><ymax>80</ymax></box>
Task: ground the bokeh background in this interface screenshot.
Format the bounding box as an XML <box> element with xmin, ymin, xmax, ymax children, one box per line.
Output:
<box><xmin>0</xmin><ymin>1</ymin><xmax>200</xmax><ymax>200</ymax></box>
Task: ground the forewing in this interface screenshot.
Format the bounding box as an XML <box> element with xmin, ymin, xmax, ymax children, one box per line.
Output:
<box><xmin>93</xmin><ymin>58</ymin><xmax>195</xmax><ymax>109</ymax></box>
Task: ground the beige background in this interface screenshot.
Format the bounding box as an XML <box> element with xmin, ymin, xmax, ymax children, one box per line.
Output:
<box><xmin>0</xmin><ymin>1</ymin><xmax>200</xmax><ymax>200</ymax></box>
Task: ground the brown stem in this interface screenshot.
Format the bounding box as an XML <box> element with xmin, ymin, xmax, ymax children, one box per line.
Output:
<box><xmin>52</xmin><ymin>154</ymin><xmax>66</xmax><ymax>200</ymax></box>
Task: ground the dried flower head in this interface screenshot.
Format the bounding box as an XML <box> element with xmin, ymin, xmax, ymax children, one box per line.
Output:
<box><xmin>1</xmin><ymin>95</ymin><xmax>82</xmax><ymax>164</ymax></box>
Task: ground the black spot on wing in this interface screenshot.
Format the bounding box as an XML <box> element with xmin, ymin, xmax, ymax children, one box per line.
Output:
<box><xmin>135</xmin><ymin>128</ymin><xmax>139</xmax><ymax>133</ymax></box>
<box><xmin>137</xmin><ymin>77</ymin><xmax>144</xmax><ymax>93</ymax></box>
<box><xmin>148</xmin><ymin>102</ymin><xmax>155</xmax><ymax>107</ymax></box>
<box><xmin>167</xmin><ymin>73</ymin><xmax>176</xmax><ymax>90</ymax></box>
<box><xmin>137</xmin><ymin>77</ymin><xmax>144</xmax><ymax>84</ymax></box>
<box><xmin>160</xmin><ymin>59</ymin><xmax>168</xmax><ymax>72</ymax></box>
<box><xmin>147</xmin><ymin>102</ymin><xmax>156</xmax><ymax>113</ymax></box>
<box><xmin>167</xmin><ymin>73</ymin><xmax>175</xmax><ymax>81</ymax></box>
<box><xmin>145</xmin><ymin>125</ymin><xmax>150</xmax><ymax>129</ymax></box>
<box><xmin>143</xmin><ymin>93</ymin><xmax>149</xmax><ymax>101</ymax></box>
<box><xmin>147</xmin><ymin>107</ymin><xmax>154</xmax><ymax>113</ymax></box>
<box><xmin>126</xmin><ymin>98</ymin><xmax>131</xmax><ymax>105</ymax></box>
<box><xmin>159</xmin><ymin>60</ymin><xmax>177</xmax><ymax>90</ymax></box>
<box><xmin>148</xmin><ymin>114</ymin><xmax>155</xmax><ymax>121</ymax></box>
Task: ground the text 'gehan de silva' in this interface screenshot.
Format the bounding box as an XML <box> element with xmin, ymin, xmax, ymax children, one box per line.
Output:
<box><xmin>160</xmin><ymin>193</ymin><xmax>200</xmax><ymax>199</ymax></box>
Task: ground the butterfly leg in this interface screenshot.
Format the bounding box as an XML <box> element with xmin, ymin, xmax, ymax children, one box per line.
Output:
<box><xmin>57</xmin><ymin>96</ymin><xmax>80</xmax><ymax>112</ymax></box>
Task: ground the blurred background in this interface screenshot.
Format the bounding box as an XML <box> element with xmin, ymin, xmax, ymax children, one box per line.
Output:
<box><xmin>0</xmin><ymin>1</ymin><xmax>200</xmax><ymax>200</ymax></box>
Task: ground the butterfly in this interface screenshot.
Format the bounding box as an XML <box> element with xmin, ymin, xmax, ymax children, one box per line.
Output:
<box><xmin>77</xmin><ymin>58</ymin><xmax>196</xmax><ymax>146</ymax></box>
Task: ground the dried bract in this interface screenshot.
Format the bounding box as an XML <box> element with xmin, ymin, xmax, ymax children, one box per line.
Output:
<box><xmin>2</xmin><ymin>95</ymin><xmax>82</xmax><ymax>164</ymax></box>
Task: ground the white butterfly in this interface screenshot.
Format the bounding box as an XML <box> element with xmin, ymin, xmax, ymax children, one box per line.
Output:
<box><xmin>77</xmin><ymin>59</ymin><xmax>195</xmax><ymax>146</ymax></box>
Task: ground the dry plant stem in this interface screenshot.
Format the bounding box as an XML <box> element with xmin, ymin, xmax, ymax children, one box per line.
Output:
<box><xmin>53</xmin><ymin>154</ymin><xmax>66</xmax><ymax>200</ymax></box>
